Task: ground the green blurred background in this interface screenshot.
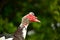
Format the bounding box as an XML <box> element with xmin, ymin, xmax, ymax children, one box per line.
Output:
<box><xmin>0</xmin><ymin>0</ymin><xmax>60</xmax><ymax>40</ymax></box>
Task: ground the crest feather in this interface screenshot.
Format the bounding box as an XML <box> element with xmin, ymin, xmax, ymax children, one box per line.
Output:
<box><xmin>29</xmin><ymin>12</ymin><xmax>34</xmax><ymax>15</ymax></box>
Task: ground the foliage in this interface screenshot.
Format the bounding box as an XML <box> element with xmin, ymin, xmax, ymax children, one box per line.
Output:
<box><xmin>0</xmin><ymin>0</ymin><xmax>60</xmax><ymax>40</ymax></box>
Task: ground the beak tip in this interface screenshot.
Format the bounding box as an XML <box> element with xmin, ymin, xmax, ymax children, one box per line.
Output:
<box><xmin>38</xmin><ymin>21</ymin><xmax>41</xmax><ymax>22</ymax></box>
<box><xmin>35</xmin><ymin>19</ymin><xmax>41</xmax><ymax>22</ymax></box>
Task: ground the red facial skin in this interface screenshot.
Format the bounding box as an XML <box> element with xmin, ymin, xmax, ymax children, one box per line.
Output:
<box><xmin>26</xmin><ymin>13</ymin><xmax>40</xmax><ymax>22</ymax></box>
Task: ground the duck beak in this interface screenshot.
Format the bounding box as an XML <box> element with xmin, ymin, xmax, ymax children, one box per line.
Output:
<box><xmin>34</xmin><ymin>19</ymin><xmax>40</xmax><ymax>22</ymax></box>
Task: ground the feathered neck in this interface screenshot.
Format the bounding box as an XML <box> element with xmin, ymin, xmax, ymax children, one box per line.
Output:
<box><xmin>13</xmin><ymin>21</ymin><xmax>29</xmax><ymax>40</ymax></box>
<box><xmin>20</xmin><ymin>23</ymin><xmax>29</xmax><ymax>39</ymax></box>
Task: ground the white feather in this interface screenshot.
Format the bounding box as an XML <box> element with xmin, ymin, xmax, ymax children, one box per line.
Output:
<box><xmin>29</xmin><ymin>12</ymin><xmax>34</xmax><ymax>15</ymax></box>
<box><xmin>0</xmin><ymin>36</ymin><xmax>13</xmax><ymax>40</ymax></box>
<box><xmin>6</xmin><ymin>38</ymin><xmax>13</xmax><ymax>40</ymax></box>
<box><xmin>0</xmin><ymin>36</ymin><xmax>5</xmax><ymax>40</ymax></box>
<box><xmin>22</xmin><ymin>24</ymin><xmax>28</xmax><ymax>39</ymax></box>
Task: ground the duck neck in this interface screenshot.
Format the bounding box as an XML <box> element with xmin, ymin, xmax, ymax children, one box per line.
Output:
<box><xmin>20</xmin><ymin>23</ymin><xmax>29</xmax><ymax>39</ymax></box>
<box><xmin>13</xmin><ymin>22</ymin><xmax>29</xmax><ymax>40</ymax></box>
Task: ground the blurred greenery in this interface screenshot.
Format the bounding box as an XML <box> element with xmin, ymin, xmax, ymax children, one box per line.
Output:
<box><xmin>0</xmin><ymin>0</ymin><xmax>60</xmax><ymax>40</ymax></box>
